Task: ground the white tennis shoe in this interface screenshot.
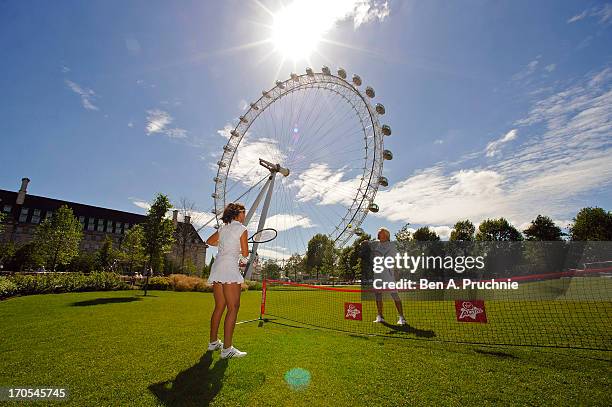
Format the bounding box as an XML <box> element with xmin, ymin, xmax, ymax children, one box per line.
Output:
<box><xmin>207</xmin><ymin>339</ymin><xmax>223</xmax><ymax>351</ymax></box>
<box><xmin>397</xmin><ymin>316</ymin><xmax>407</xmax><ymax>325</ymax></box>
<box><xmin>221</xmin><ymin>346</ymin><xmax>247</xmax><ymax>359</ymax></box>
<box><xmin>373</xmin><ymin>315</ymin><xmax>385</xmax><ymax>323</ymax></box>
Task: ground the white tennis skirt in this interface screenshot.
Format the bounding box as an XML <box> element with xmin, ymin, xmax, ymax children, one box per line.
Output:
<box><xmin>208</xmin><ymin>256</ymin><xmax>244</xmax><ymax>284</ymax></box>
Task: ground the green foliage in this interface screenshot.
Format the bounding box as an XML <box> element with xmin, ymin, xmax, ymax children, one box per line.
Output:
<box><xmin>337</xmin><ymin>234</ymin><xmax>371</xmax><ymax>282</ymax></box>
<box><xmin>523</xmin><ymin>215</ymin><xmax>564</xmax><ymax>241</ymax></box>
<box><xmin>284</xmin><ymin>254</ymin><xmax>306</xmax><ymax>281</ymax></box>
<box><xmin>261</xmin><ymin>259</ymin><xmax>282</xmax><ymax>279</ymax></box>
<box><xmin>96</xmin><ymin>235</ymin><xmax>118</xmax><ymax>271</ymax></box>
<box><xmin>144</xmin><ymin>194</ymin><xmax>176</xmax><ymax>274</ymax></box>
<box><xmin>0</xmin><ymin>211</ymin><xmax>6</xmax><ymax>234</ymax></box>
<box><xmin>0</xmin><ymin>276</ymin><xmax>18</xmax><ymax>298</ymax></box>
<box><xmin>450</xmin><ymin>220</ymin><xmax>475</xmax><ymax>241</ymax></box>
<box><xmin>147</xmin><ymin>276</ymin><xmax>171</xmax><ymax>290</ymax></box>
<box><xmin>4</xmin><ymin>272</ymin><xmax>128</xmax><ymax>297</ymax></box>
<box><xmin>306</xmin><ymin>233</ymin><xmax>335</xmax><ymax>279</ymax></box>
<box><xmin>394</xmin><ymin>224</ymin><xmax>412</xmax><ymax>252</ymax></box>
<box><xmin>476</xmin><ymin>218</ymin><xmax>523</xmax><ymax>241</ymax></box>
<box><xmin>245</xmin><ymin>280</ymin><xmax>262</xmax><ymax>290</ymax></box>
<box><xmin>33</xmin><ymin>205</ymin><xmax>83</xmax><ymax>271</ymax></box>
<box><xmin>570</xmin><ymin>207</ymin><xmax>612</xmax><ymax>241</ymax></box>
<box><xmin>67</xmin><ymin>251</ymin><xmax>97</xmax><ymax>273</ymax></box>
<box><xmin>0</xmin><ymin>241</ymin><xmax>16</xmax><ymax>268</ymax></box>
<box><xmin>9</xmin><ymin>243</ymin><xmax>40</xmax><ymax>271</ymax></box>
<box><xmin>119</xmin><ymin>224</ymin><xmax>146</xmax><ymax>274</ymax></box>
<box><xmin>412</xmin><ymin>227</ymin><xmax>441</xmax><ymax>241</ymax></box>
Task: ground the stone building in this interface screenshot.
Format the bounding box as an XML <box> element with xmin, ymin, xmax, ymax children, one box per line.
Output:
<box><xmin>0</xmin><ymin>178</ymin><xmax>207</xmax><ymax>272</ymax></box>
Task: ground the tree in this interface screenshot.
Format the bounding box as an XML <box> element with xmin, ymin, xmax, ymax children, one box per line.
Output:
<box><xmin>120</xmin><ymin>224</ymin><xmax>146</xmax><ymax>274</ymax></box>
<box><xmin>412</xmin><ymin>227</ymin><xmax>440</xmax><ymax>241</ymax></box>
<box><xmin>0</xmin><ymin>212</ymin><xmax>6</xmax><ymax>234</ymax></box>
<box><xmin>337</xmin><ymin>234</ymin><xmax>371</xmax><ymax>282</ymax></box>
<box><xmin>284</xmin><ymin>253</ymin><xmax>306</xmax><ymax>281</ymax></box>
<box><xmin>0</xmin><ymin>241</ymin><xmax>16</xmax><ymax>269</ymax></box>
<box><xmin>33</xmin><ymin>205</ymin><xmax>83</xmax><ymax>271</ymax></box>
<box><xmin>96</xmin><ymin>235</ymin><xmax>118</xmax><ymax>271</ymax></box>
<box><xmin>523</xmin><ymin>215</ymin><xmax>563</xmax><ymax>241</ymax></box>
<box><xmin>261</xmin><ymin>259</ymin><xmax>282</xmax><ymax>279</ymax></box>
<box><xmin>450</xmin><ymin>220</ymin><xmax>475</xmax><ymax>241</ymax></box>
<box><xmin>143</xmin><ymin>193</ymin><xmax>176</xmax><ymax>274</ymax></box>
<box><xmin>569</xmin><ymin>207</ymin><xmax>612</xmax><ymax>241</ymax></box>
<box><xmin>306</xmin><ymin>233</ymin><xmax>335</xmax><ymax>280</ymax></box>
<box><xmin>475</xmin><ymin>218</ymin><xmax>523</xmax><ymax>241</ymax></box>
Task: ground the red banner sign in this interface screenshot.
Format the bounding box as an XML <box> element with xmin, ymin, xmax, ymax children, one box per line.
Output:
<box><xmin>344</xmin><ymin>302</ymin><xmax>362</xmax><ymax>320</ymax></box>
<box><xmin>455</xmin><ymin>300</ymin><xmax>487</xmax><ymax>323</ymax></box>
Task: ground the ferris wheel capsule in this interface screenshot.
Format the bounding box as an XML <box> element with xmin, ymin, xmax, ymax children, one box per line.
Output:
<box><xmin>375</xmin><ymin>103</ymin><xmax>385</xmax><ymax>115</ymax></box>
<box><xmin>352</xmin><ymin>74</ymin><xmax>362</xmax><ymax>86</ymax></box>
<box><xmin>275</xmin><ymin>80</ymin><xmax>285</xmax><ymax>89</ymax></box>
<box><xmin>230</xmin><ymin>129</ymin><xmax>240</xmax><ymax>138</ymax></box>
<box><xmin>378</xmin><ymin>176</ymin><xmax>389</xmax><ymax>187</ymax></box>
<box><xmin>365</xmin><ymin>86</ymin><xmax>375</xmax><ymax>98</ymax></box>
<box><xmin>382</xmin><ymin>124</ymin><xmax>392</xmax><ymax>136</ymax></box>
<box><xmin>250</xmin><ymin>102</ymin><xmax>259</xmax><ymax>110</ymax></box>
<box><xmin>306</xmin><ymin>67</ymin><xmax>314</xmax><ymax>76</ymax></box>
<box><xmin>368</xmin><ymin>203</ymin><xmax>380</xmax><ymax>213</ymax></box>
<box><xmin>383</xmin><ymin>150</ymin><xmax>393</xmax><ymax>160</ymax></box>
<box><xmin>355</xmin><ymin>227</ymin><xmax>364</xmax><ymax>235</ymax></box>
<box><xmin>322</xmin><ymin>66</ymin><xmax>331</xmax><ymax>75</ymax></box>
<box><xmin>291</xmin><ymin>73</ymin><xmax>299</xmax><ymax>81</ymax></box>
<box><xmin>337</xmin><ymin>68</ymin><xmax>347</xmax><ymax>79</ymax></box>
<box><xmin>239</xmin><ymin>116</ymin><xmax>248</xmax><ymax>123</ymax></box>
<box><xmin>262</xmin><ymin>90</ymin><xmax>271</xmax><ymax>98</ymax></box>
<box><xmin>217</xmin><ymin>160</ymin><xmax>227</xmax><ymax>167</ymax></box>
<box><xmin>223</xmin><ymin>145</ymin><xmax>233</xmax><ymax>152</ymax></box>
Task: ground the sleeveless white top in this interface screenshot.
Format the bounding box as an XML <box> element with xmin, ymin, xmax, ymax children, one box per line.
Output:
<box><xmin>208</xmin><ymin>220</ymin><xmax>247</xmax><ymax>284</ymax></box>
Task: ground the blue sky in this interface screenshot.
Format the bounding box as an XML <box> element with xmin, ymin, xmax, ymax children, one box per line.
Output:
<box><xmin>0</xmin><ymin>0</ymin><xmax>610</xmax><ymax>253</ymax></box>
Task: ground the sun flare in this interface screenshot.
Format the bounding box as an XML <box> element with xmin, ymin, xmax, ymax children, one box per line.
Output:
<box><xmin>271</xmin><ymin>2</ymin><xmax>333</xmax><ymax>61</ymax></box>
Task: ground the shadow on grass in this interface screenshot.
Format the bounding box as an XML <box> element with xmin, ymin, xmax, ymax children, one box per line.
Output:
<box><xmin>475</xmin><ymin>349</ymin><xmax>518</xmax><ymax>359</ymax></box>
<box><xmin>382</xmin><ymin>321</ymin><xmax>436</xmax><ymax>338</ymax></box>
<box><xmin>70</xmin><ymin>297</ymin><xmax>142</xmax><ymax>306</ymax></box>
<box><xmin>149</xmin><ymin>351</ymin><xmax>228</xmax><ymax>407</ymax></box>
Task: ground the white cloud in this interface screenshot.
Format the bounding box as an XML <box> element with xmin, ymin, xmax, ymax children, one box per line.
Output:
<box><xmin>291</xmin><ymin>163</ymin><xmax>361</xmax><ymax>206</ymax></box>
<box><xmin>127</xmin><ymin>121</ymin><xmax>134</xmax><ymax>128</ymax></box>
<box><xmin>434</xmin><ymin>139</ymin><xmax>444</xmax><ymax>145</ymax></box>
<box><xmin>544</xmin><ymin>64</ymin><xmax>556</xmax><ymax>73</ymax></box>
<box><xmin>214</xmin><ymin>124</ymin><xmax>286</xmax><ymax>186</ymax></box>
<box><xmin>567</xmin><ymin>4</ymin><xmax>612</xmax><ymax>25</ymax></box>
<box><xmin>266</xmin><ymin>213</ymin><xmax>316</xmax><ymax>231</ymax></box>
<box><xmin>61</xmin><ymin>66</ymin><xmax>70</xmax><ymax>73</ymax></box>
<box><xmin>375</xmin><ymin>68</ymin><xmax>612</xmax><ymax>229</ymax></box>
<box><xmin>65</xmin><ymin>80</ymin><xmax>99</xmax><ymax>111</ymax></box>
<box><xmin>145</xmin><ymin>109</ymin><xmax>187</xmax><ymax>138</ymax></box>
<box><xmin>485</xmin><ymin>129</ymin><xmax>518</xmax><ymax>157</ymax></box>
<box><xmin>512</xmin><ymin>57</ymin><xmax>541</xmax><ymax>81</ymax></box>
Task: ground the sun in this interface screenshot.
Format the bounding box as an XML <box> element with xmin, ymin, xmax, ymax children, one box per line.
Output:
<box><xmin>270</xmin><ymin>2</ymin><xmax>331</xmax><ymax>61</ymax></box>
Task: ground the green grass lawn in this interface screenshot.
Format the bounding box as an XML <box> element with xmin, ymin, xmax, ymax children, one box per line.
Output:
<box><xmin>1</xmin><ymin>290</ymin><xmax>610</xmax><ymax>406</ymax></box>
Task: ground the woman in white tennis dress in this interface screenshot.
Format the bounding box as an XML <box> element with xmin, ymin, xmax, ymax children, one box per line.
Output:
<box><xmin>205</xmin><ymin>202</ymin><xmax>249</xmax><ymax>359</ymax></box>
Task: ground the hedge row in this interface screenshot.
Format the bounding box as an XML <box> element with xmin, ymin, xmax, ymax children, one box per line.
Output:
<box><xmin>0</xmin><ymin>272</ymin><xmax>263</xmax><ymax>299</ymax></box>
<box><xmin>146</xmin><ymin>274</ymin><xmax>262</xmax><ymax>292</ymax></box>
<box><xmin>0</xmin><ymin>272</ymin><xmax>129</xmax><ymax>299</ymax></box>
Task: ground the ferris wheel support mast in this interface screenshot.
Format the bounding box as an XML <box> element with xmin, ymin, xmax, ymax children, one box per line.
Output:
<box><xmin>244</xmin><ymin>158</ymin><xmax>289</xmax><ymax>280</ymax></box>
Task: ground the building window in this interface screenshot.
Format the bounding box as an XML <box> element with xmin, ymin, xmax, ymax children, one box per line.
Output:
<box><xmin>125</xmin><ymin>223</ymin><xmax>130</xmax><ymax>230</ymax></box>
<box><xmin>105</xmin><ymin>220</ymin><xmax>113</xmax><ymax>233</ymax></box>
<box><xmin>2</xmin><ymin>205</ymin><xmax>11</xmax><ymax>213</ymax></box>
<box><xmin>79</xmin><ymin>216</ymin><xmax>85</xmax><ymax>227</ymax></box>
<box><xmin>31</xmin><ymin>209</ymin><xmax>41</xmax><ymax>224</ymax></box>
<box><xmin>45</xmin><ymin>211</ymin><xmax>53</xmax><ymax>220</ymax></box>
<box><xmin>87</xmin><ymin>217</ymin><xmax>95</xmax><ymax>231</ymax></box>
<box><xmin>115</xmin><ymin>222</ymin><xmax>122</xmax><ymax>234</ymax></box>
<box><xmin>97</xmin><ymin>219</ymin><xmax>104</xmax><ymax>232</ymax></box>
<box><xmin>19</xmin><ymin>208</ymin><xmax>29</xmax><ymax>223</ymax></box>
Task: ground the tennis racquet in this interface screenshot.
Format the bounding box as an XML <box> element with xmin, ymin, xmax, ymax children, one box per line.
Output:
<box><xmin>248</xmin><ymin>228</ymin><xmax>278</xmax><ymax>244</ymax></box>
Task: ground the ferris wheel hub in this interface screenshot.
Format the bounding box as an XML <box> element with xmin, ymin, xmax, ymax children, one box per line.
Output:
<box><xmin>259</xmin><ymin>158</ymin><xmax>290</xmax><ymax>177</ymax></box>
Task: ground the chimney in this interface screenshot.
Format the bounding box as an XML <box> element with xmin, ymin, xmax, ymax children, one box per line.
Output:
<box><xmin>184</xmin><ymin>215</ymin><xmax>191</xmax><ymax>224</ymax></box>
<box><xmin>16</xmin><ymin>177</ymin><xmax>30</xmax><ymax>205</ymax></box>
<box><xmin>172</xmin><ymin>210</ymin><xmax>178</xmax><ymax>226</ymax></box>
